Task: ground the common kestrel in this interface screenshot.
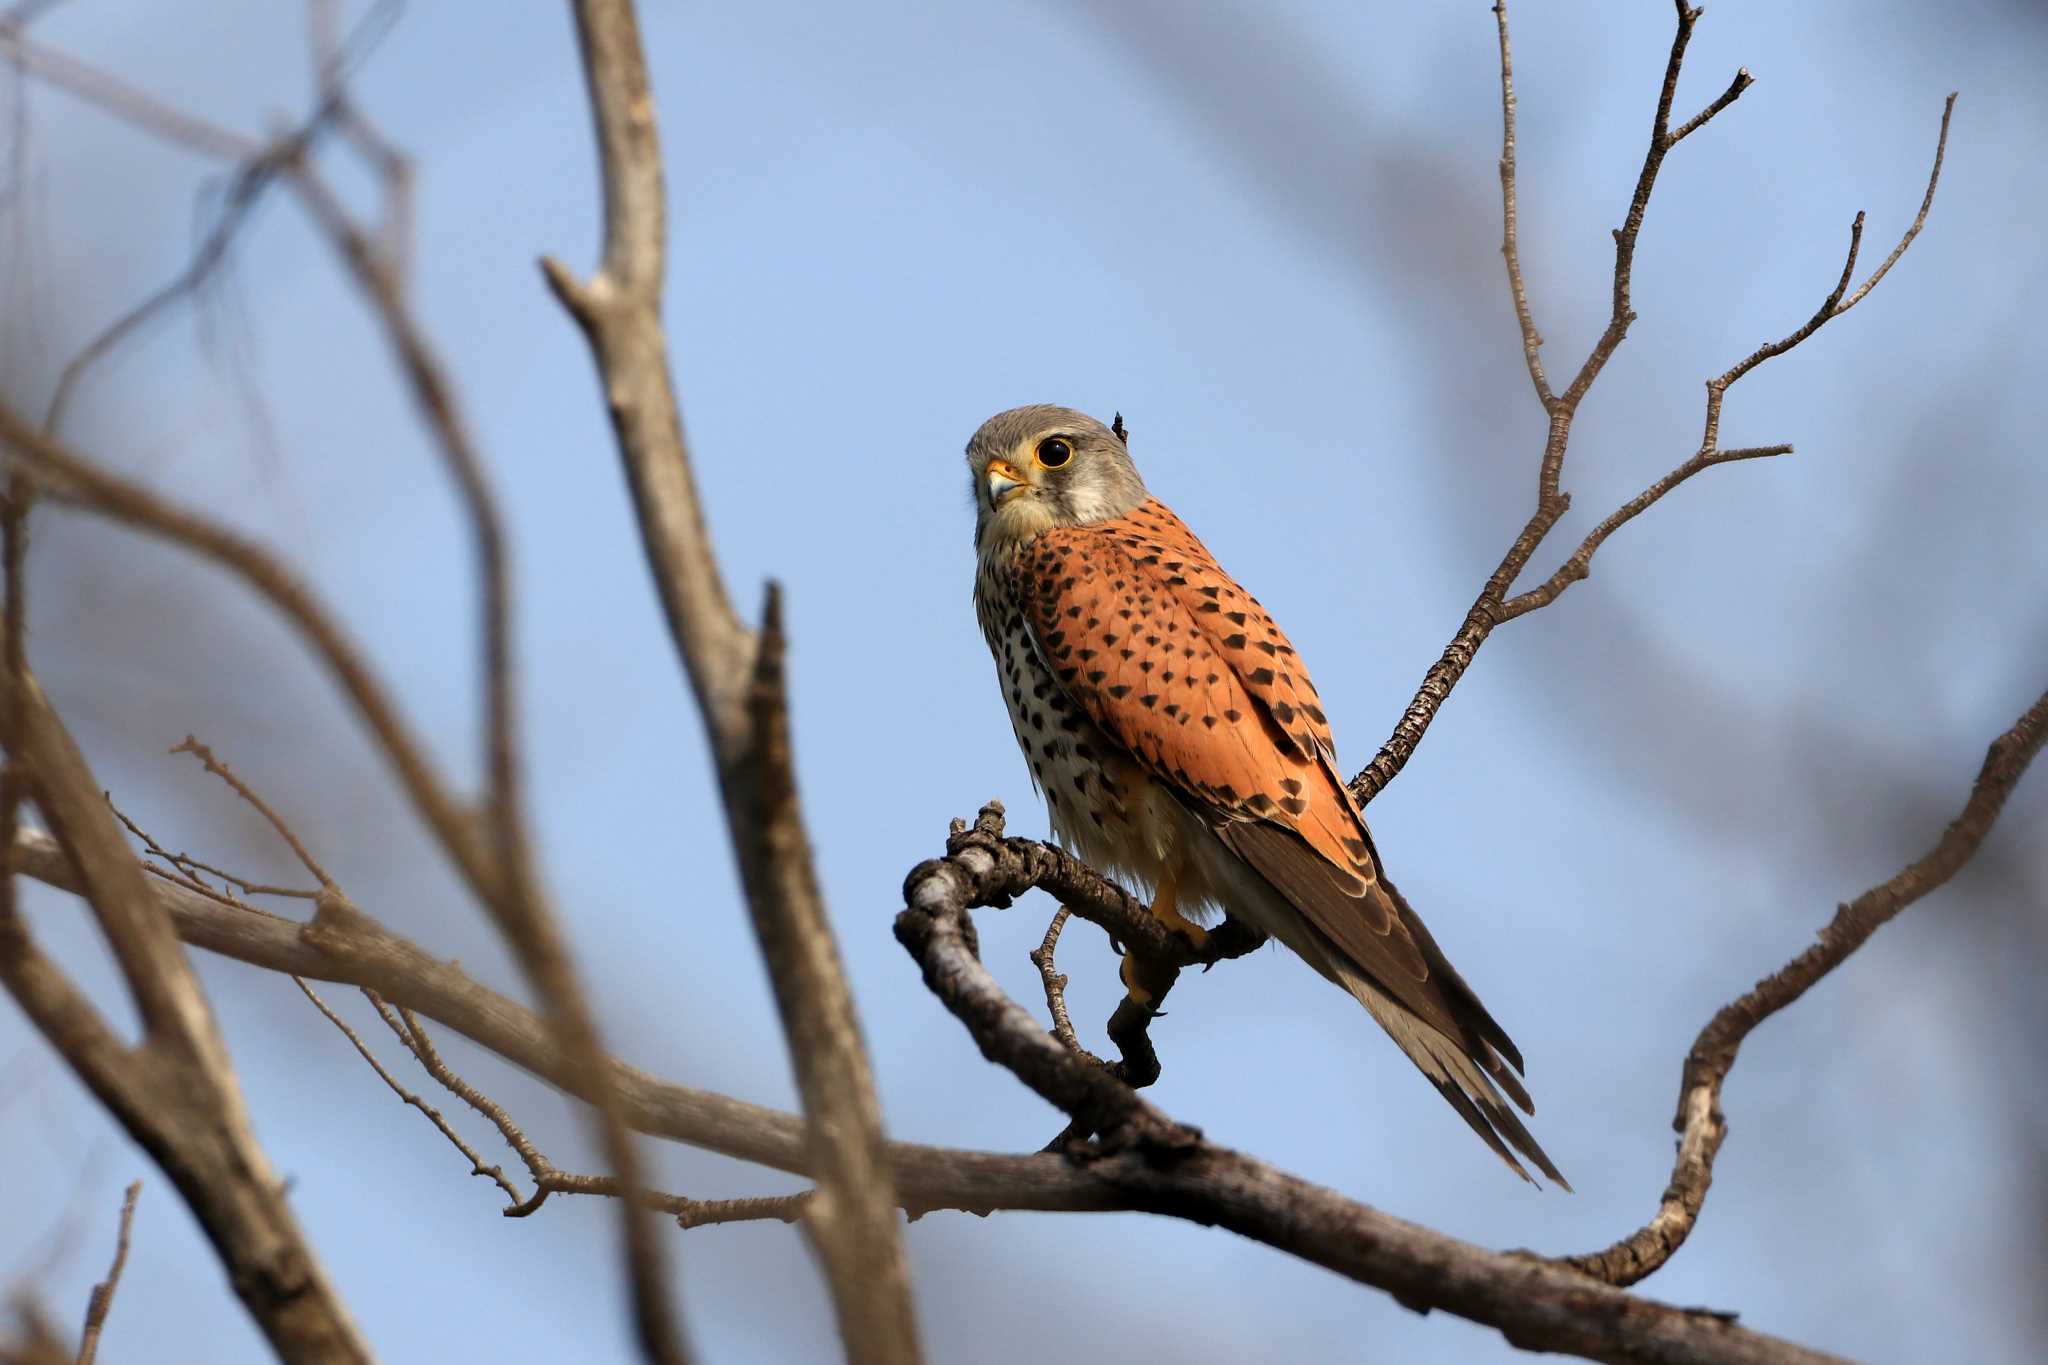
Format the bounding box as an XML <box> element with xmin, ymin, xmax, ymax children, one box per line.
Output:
<box><xmin>966</xmin><ymin>404</ymin><xmax>1566</xmax><ymax>1187</ymax></box>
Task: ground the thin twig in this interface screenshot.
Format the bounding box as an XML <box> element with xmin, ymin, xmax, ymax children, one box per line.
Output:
<box><xmin>295</xmin><ymin>977</ymin><xmax>526</xmax><ymax>1206</ymax></box>
<box><xmin>1491</xmin><ymin>1</ymin><xmax>1551</xmax><ymax>408</ymax></box>
<box><xmin>1350</xmin><ymin>5</ymin><xmax>1946</xmax><ymax>805</ymax></box>
<box><xmin>169</xmin><ymin>736</ymin><xmax>334</xmax><ymax>888</ymax></box>
<box><xmin>1028</xmin><ymin>907</ymin><xmax>1087</xmax><ymax>1056</ymax></box>
<box><xmin>72</xmin><ymin>1180</ymin><xmax>137</xmax><ymax>1365</ymax></box>
<box><xmin>1564</xmin><ymin>687</ymin><xmax>2048</xmax><ymax>1286</ymax></box>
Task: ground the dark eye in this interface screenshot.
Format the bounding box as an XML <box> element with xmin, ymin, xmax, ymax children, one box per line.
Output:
<box><xmin>1035</xmin><ymin>436</ymin><xmax>1074</xmax><ymax>469</ymax></box>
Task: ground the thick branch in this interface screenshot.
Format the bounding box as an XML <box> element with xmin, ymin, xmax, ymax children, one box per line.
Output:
<box><xmin>1566</xmin><ymin>687</ymin><xmax>2048</xmax><ymax>1285</ymax></box>
<box><xmin>896</xmin><ymin>814</ymin><xmax>1848</xmax><ymax>1365</ymax></box>
<box><xmin>0</xmin><ymin>675</ymin><xmax>371</xmax><ymax>1362</ymax></box>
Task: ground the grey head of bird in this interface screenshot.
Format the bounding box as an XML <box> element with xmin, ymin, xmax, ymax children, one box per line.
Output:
<box><xmin>964</xmin><ymin>404</ymin><xmax>1148</xmax><ymax>557</ymax></box>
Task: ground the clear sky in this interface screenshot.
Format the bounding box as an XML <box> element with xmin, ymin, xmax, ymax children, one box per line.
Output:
<box><xmin>3</xmin><ymin>2</ymin><xmax>2044</xmax><ymax>1362</ymax></box>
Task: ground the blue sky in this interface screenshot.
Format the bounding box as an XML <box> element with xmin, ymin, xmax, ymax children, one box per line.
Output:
<box><xmin>4</xmin><ymin>2</ymin><xmax>2045</xmax><ymax>1362</ymax></box>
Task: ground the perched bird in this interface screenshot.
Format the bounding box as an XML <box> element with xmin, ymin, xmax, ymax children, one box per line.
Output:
<box><xmin>966</xmin><ymin>404</ymin><xmax>1567</xmax><ymax>1187</ymax></box>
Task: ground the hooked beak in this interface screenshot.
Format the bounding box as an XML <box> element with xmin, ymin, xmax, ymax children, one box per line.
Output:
<box><xmin>985</xmin><ymin>459</ymin><xmax>1027</xmax><ymax>508</ymax></box>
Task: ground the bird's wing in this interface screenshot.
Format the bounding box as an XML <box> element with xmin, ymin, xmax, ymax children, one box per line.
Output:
<box><xmin>1011</xmin><ymin>498</ymin><xmax>1566</xmax><ymax>1186</ymax></box>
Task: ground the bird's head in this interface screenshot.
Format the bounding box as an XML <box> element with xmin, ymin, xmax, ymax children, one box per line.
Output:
<box><xmin>965</xmin><ymin>405</ymin><xmax>1147</xmax><ymax>556</ymax></box>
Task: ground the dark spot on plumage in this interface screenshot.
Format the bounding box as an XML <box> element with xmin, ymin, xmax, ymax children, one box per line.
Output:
<box><xmin>1119</xmin><ymin>608</ymin><xmax>1134</xmax><ymax>620</ymax></box>
<box><xmin>1054</xmin><ymin>644</ymin><xmax>1072</xmax><ymax>660</ymax></box>
<box><xmin>1215</xmin><ymin>783</ymin><xmax>1239</xmax><ymax>802</ymax></box>
<box><xmin>1108</xmin><ymin>684</ymin><xmax>1131</xmax><ymax>699</ymax></box>
<box><xmin>1140</xmin><ymin>693</ymin><xmax>1158</xmax><ymax>708</ymax></box>
<box><xmin>1255</xmin><ymin>639</ymin><xmax>1278</xmax><ymax>655</ymax></box>
<box><xmin>1102</xmin><ymin>632</ymin><xmax>1119</xmax><ymax>646</ymax></box>
<box><xmin>1202</xmin><ymin>715</ymin><xmax>1218</xmax><ymax>729</ymax></box>
<box><xmin>1247</xmin><ymin>793</ymin><xmax>1275</xmax><ymax>813</ymax></box>
<box><xmin>1086</xmin><ymin>670</ymin><xmax>1106</xmax><ymax>684</ymax></box>
<box><xmin>1058</xmin><ymin>667</ymin><xmax>1079</xmax><ymax>683</ymax></box>
<box><xmin>1206</xmin><ymin>672</ymin><xmax>1220</xmax><ymax>685</ymax></box>
<box><xmin>1078</xmin><ymin>648</ymin><xmax>1097</xmax><ymax>661</ymax></box>
<box><xmin>1040</xmin><ymin>740</ymin><xmax>1059</xmax><ymax>758</ymax></box>
<box><xmin>1145</xmin><ymin>634</ymin><xmax>1160</xmax><ymax>647</ymax></box>
<box><xmin>1032</xmin><ymin>682</ymin><xmax>1051</xmax><ymax>700</ymax></box>
<box><xmin>1065</xmin><ymin>605</ymin><xmax>1081</xmax><ymax>619</ymax></box>
<box><xmin>1119</xmin><ymin>648</ymin><xmax>1134</xmax><ymax>660</ymax></box>
<box><xmin>1113</xmin><ymin>578</ymin><xmax>1126</xmax><ymax>590</ymax></box>
<box><xmin>1279</xmin><ymin>796</ymin><xmax>1309</xmax><ymax>816</ymax></box>
<box><xmin>1166</xmin><ymin>575</ymin><xmax>1187</xmax><ymax>587</ymax></box>
<box><xmin>1060</xmin><ymin>715</ymin><xmax>1082</xmax><ymax>732</ymax></box>
<box><xmin>1045</xmin><ymin>629</ymin><xmax>1066</xmax><ymax>646</ymax></box>
<box><xmin>1303</xmin><ymin>702</ymin><xmax>1327</xmax><ymax>726</ymax></box>
<box><xmin>1343</xmin><ymin>838</ymin><xmax>1370</xmax><ymax>859</ymax></box>
<box><xmin>1161</xmin><ymin>669</ymin><xmax>1174</xmax><ymax>682</ymax></box>
<box><xmin>1075</xmin><ymin>742</ymin><xmax>1095</xmax><ymax>760</ymax></box>
<box><xmin>1271</xmin><ymin>701</ymin><xmax>1296</xmax><ymax>725</ymax></box>
<box><xmin>1249</xmin><ymin>667</ymin><xmax>1276</xmax><ymax>686</ymax></box>
<box><xmin>1280</xmin><ymin>672</ymin><xmax>1295</xmax><ymax>685</ymax></box>
<box><xmin>1181</xmin><ymin>647</ymin><xmax>1194</xmax><ymax>659</ymax></box>
<box><xmin>1223</xmin><ymin>633</ymin><xmax>1247</xmax><ymax>650</ymax></box>
<box><xmin>1224</xmin><ymin>708</ymin><xmax>1242</xmax><ymax>723</ymax></box>
<box><xmin>1225</xmin><ymin>610</ymin><xmax>1247</xmax><ymax>626</ymax></box>
<box><xmin>1165</xmin><ymin>560</ymin><xmax>1183</xmax><ymax>572</ymax></box>
<box><xmin>1090</xmin><ymin>811</ymin><xmax>1106</xmax><ymax>828</ymax></box>
<box><xmin>1071</xmin><ymin>774</ymin><xmax>1088</xmax><ymax>793</ymax></box>
<box><xmin>1164</xmin><ymin>702</ymin><xmax>1180</xmax><ymax>717</ymax></box>
<box><xmin>1197</xmin><ymin>600</ymin><xmax>1219</xmax><ymax>614</ymax></box>
<box><xmin>1061</xmin><ymin>577</ymin><xmax>1077</xmax><ymax>591</ymax></box>
<box><xmin>1278</xmin><ymin>776</ymin><xmax>1304</xmax><ymax>795</ymax></box>
<box><xmin>1136</xmin><ymin>554</ymin><xmax>1159</xmax><ymax>566</ymax></box>
<box><xmin>1139</xmin><ymin>659</ymin><xmax>1153</xmax><ymax>673</ymax></box>
<box><xmin>1086</xmin><ymin>616</ymin><xmax>1100</xmax><ymax>629</ymax></box>
<box><xmin>1197</xmin><ymin>585</ymin><xmax>1220</xmax><ymax>599</ymax></box>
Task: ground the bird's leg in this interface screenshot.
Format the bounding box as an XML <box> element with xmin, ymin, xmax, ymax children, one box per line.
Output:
<box><xmin>1146</xmin><ymin>865</ymin><xmax>1208</xmax><ymax>946</ymax></box>
<box><xmin>1119</xmin><ymin>864</ymin><xmax>1206</xmax><ymax>1005</ymax></box>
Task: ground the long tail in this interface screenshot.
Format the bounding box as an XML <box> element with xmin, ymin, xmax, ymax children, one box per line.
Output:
<box><xmin>1336</xmin><ymin>966</ymin><xmax>1571</xmax><ymax>1190</ymax></box>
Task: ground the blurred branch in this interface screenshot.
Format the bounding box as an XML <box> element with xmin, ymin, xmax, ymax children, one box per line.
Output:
<box><xmin>1350</xmin><ymin>1</ymin><xmax>1949</xmax><ymax>804</ymax></box>
<box><xmin>280</xmin><ymin>102</ymin><xmax>690</xmax><ymax>1365</ymax></box>
<box><xmin>542</xmin><ymin>2</ymin><xmax>918</xmax><ymax>1360</ymax></box>
<box><xmin>8</xmin><ymin>826</ymin><xmax>1114</xmax><ymax>1215</ymax></box>
<box><xmin>1565</xmin><ymin>687</ymin><xmax>2048</xmax><ymax>1286</ymax></box>
<box><xmin>72</xmin><ymin>1179</ymin><xmax>138</xmax><ymax>1365</ymax></box>
<box><xmin>0</xmin><ymin>681</ymin><xmax>368</xmax><ymax>1355</ymax></box>
<box><xmin>8</xmin><ymin>815</ymin><xmax>1840</xmax><ymax>1360</ymax></box>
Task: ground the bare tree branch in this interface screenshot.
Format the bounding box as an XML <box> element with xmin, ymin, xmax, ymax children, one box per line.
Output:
<box><xmin>896</xmin><ymin>809</ymin><xmax>1855</xmax><ymax>1365</ymax></box>
<box><xmin>9</xmin><ymin>829</ymin><xmax>1109</xmax><ymax>1216</ymax></box>
<box><xmin>1565</xmin><ymin>686</ymin><xmax>2048</xmax><ymax>1285</ymax></box>
<box><xmin>540</xmin><ymin>2</ymin><xmax>919</xmax><ymax>1359</ymax></box>
<box><xmin>282</xmin><ymin>123</ymin><xmax>691</xmax><ymax>1365</ymax></box>
<box><xmin>1350</xmin><ymin>2</ymin><xmax>1947</xmax><ymax>805</ymax></box>
<box><xmin>71</xmin><ymin>1180</ymin><xmax>137</xmax><ymax>1365</ymax></box>
<box><xmin>0</xmin><ymin>680</ymin><xmax>370</xmax><ymax>1357</ymax></box>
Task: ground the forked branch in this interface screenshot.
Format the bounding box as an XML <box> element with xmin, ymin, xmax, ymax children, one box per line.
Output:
<box><xmin>1352</xmin><ymin>1</ymin><xmax>1952</xmax><ymax>804</ymax></box>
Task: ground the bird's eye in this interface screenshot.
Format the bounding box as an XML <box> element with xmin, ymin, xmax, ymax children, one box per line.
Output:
<box><xmin>1035</xmin><ymin>437</ymin><xmax>1074</xmax><ymax>469</ymax></box>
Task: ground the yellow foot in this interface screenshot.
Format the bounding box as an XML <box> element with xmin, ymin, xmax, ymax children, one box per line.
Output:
<box><xmin>1119</xmin><ymin>868</ymin><xmax>1207</xmax><ymax>1006</ymax></box>
<box><xmin>1147</xmin><ymin>867</ymin><xmax>1208</xmax><ymax>948</ymax></box>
